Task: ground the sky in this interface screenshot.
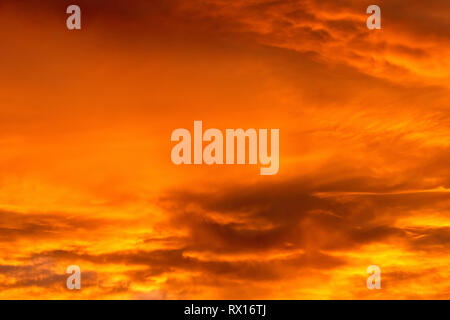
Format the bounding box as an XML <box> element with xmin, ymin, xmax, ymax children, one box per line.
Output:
<box><xmin>0</xmin><ymin>0</ymin><xmax>449</xmax><ymax>299</ymax></box>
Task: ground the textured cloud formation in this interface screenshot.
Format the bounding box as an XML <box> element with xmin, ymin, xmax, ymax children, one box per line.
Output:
<box><xmin>0</xmin><ymin>0</ymin><xmax>449</xmax><ymax>299</ymax></box>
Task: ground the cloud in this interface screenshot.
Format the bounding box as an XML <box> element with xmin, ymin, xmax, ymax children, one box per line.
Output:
<box><xmin>159</xmin><ymin>170</ymin><xmax>450</xmax><ymax>257</ymax></box>
<box><xmin>0</xmin><ymin>210</ymin><xmax>115</xmax><ymax>242</ymax></box>
<box><xmin>0</xmin><ymin>262</ymin><xmax>97</xmax><ymax>290</ymax></box>
<box><xmin>0</xmin><ymin>0</ymin><xmax>448</xmax><ymax>299</ymax></box>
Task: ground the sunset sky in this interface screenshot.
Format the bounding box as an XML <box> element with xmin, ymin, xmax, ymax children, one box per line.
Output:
<box><xmin>0</xmin><ymin>0</ymin><xmax>449</xmax><ymax>299</ymax></box>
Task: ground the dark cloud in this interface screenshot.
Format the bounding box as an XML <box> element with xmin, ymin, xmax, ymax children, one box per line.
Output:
<box><xmin>160</xmin><ymin>171</ymin><xmax>450</xmax><ymax>254</ymax></box>
<box><xmin>407</xmin><ymin>227</ymin><xmax>450</xmax><ymax>250</ymax></box>
<box><xmin>30</xmin><ymin>247</ymin><xmax>346</xmax><ymax>282</ymax></box>
<box><xmin>0</xmin><ymin>210</ymin><xmax>114</xmax><ymax>242</ymax></box>
<box><xmin>0</xmin><ymin>263</ymin><xmax>97</xmax><ymax>289</ymax></box>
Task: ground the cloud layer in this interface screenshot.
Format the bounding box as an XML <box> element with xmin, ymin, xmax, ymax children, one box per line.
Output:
<box><xmin>0</xmin><ymin>0</ymin><xmax>448</xmax><ymax>299</ymax></box>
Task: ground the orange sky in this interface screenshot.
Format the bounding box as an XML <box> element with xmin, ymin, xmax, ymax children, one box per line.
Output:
<box><xmin>0</xmin><ymin>0</ymin><xmax>449</xmax><ymax>299</ymax></box>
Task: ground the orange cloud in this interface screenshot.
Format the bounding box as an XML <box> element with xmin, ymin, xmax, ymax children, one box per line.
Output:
<box><xmin>0</xmin><ymin>0</ymin><xmax>448</xmax><ymax>299</ymax></box>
